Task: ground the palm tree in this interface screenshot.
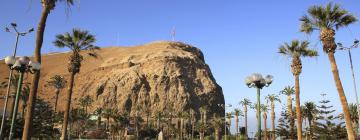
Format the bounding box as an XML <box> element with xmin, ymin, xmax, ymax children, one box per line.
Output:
<box><xmin>280</xmin><ymin>86</ymin><xmax>295</xmax><ymax>140</ymax></box>
<box><xmin>278</xmin><ymin>39</ymin><xmax>318</xmax><ymax>140</ymax></box>
<box><xmin>22</xmin><ymin>1</ymin><xmax>75</xmax><ymax>139</ymax></box>
<box><xmin>239</xmin><ymin>98</ymin><xmax>251</xmax><ymax>137</ymax></box>
<box><xmin>46</xmin><ymin>75</ymin><xmax>67</xmax><ymax>113</ymax></box>
<box><xmin>226</xmin><ymin>112</ymin><xmax>234</xmax><ymax>137</ymax></box>
<box><xmin>102</xmin><ymin>108</ymin><xmax>116</xmax><ymax>130</ymax></box>
<box><xmin>260</xmin><ymin>104</ymin><xmax>269</xmax><ymax>140</ymax></box>
<box><xmin>304</xmin><ymin>101</ymin><xmax>317</xmax><ymax>139</ymax></box>
<box><xmin>265</xmin><ymin>94</ymin><xmax>281</xmax><ymax>140</ymax></box>
<box><xmin>300</xmin><ymin>3</ymin><xmax>357</xmax><ymax>139</ymax></box>
<box><xmin>233</xmin><ymin>108</ymin><xmax>243</xmax><ymax>137</ymax></box>
<box><xmin>79</xmin><ymin>95</ymin><xmax>93</xmax><ymax>114</ymax></box>
<box><xmin>94</xmin><ymin>107</ymin><xmax>103</xmax><ymax>129</ymax></box>
<box><xmin>53</xmin><ymin>28</ymin><xmax>100</xmax><ymax>140</ymax></box>
<box><xmin>349</xmin><ymin>103</ymin><xmax>359</xmax><ymax>138</ymax></box>
<box><xmin>211</xmin><ymin>115</ymin><xmax>224</xmax><ymax>140</ymax></box>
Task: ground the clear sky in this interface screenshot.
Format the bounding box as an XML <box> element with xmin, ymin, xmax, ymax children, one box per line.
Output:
<box><xmin>1</xmin><ymin>0</ymin><xmax>360</xmax><ymax>135</ymax></box>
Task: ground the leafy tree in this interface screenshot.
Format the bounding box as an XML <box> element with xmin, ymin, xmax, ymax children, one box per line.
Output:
<box><xmin>239</xmin><ymin>98</ymin><xmax>251</xmax><ymax>137</ymax></box>
<box><xmin>349</xmin><ymin>103</ymin><xmax>359</xmax><ymax>137</ymax></box>
<box><xmin>78</xmin><ymin>95</ymin><xmax>93</xmax><ymax>114</ymax></box>
<box><xmin>303</xmin><ymin>101</ymin><xmax>318</xmax><ymax>139</ymax></box>
<box><xmin>22</xmin><ymin>1</ymin><xmax>75</xmax><ymax>139</ymax></box>
<box><xmin>300</xmin><ymin>3</ymin><xmax>357</xmax><ymax>139</ymax></box>
<box><xmin>279</xmin><ymin>39</ymin><xmax>318</xmax><ymax>140</ymax></box>
<box><xmin>280</xmin><ymin>86</ymin><xmax>295</xmax><ymax>140</ymax></box>
<box><xmin>233</xmin><ymin>108</ymin><xmax>243</xmax><ymax>136</ymax></box>
<box><xmin>265</xmin><ymin>94</ymin><xmax>281</xmax><ymax>140</ymax></box>
<box><xmin>46</xmin><ymin>75</ymin><xmax>67</xmax><ymax>113</ymax></box>
<box><xmin>53</xmin><ymin>28</ymin><xmax>100</xmax><ymax>139</ymax></box>
<box><xmin>313</xmin><ymin>94</ymin><xmax>347</xmax><ymax>139</ymax></box>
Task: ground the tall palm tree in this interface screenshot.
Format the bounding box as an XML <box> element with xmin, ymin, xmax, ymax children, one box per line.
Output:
<box><xmin>79</xmin><ymin>95</ymin><xmax>93</xmax><ymax>114</ymax></box>
<box><xmin>22</xmin><ymin>1</ymin><xmax>75</xmax><ymax>139</ymax></box>
<box><xmin>278</xmin><ymin>39</ymin><xmax>318</xmax><ymax>140</ymax></box>
<box><xmin>300</xmin><ymin>3</ymin><xmax>358</xmax><ymax>139</ymax></box>
<box><xmin>233</xmin><ymin>108</ymin><xmax>243</xmax><ymax>137</ymax></box>
<box><xmin>280</xmin><ymin>86</ymin><xmax>295</xmax><ymax>140</ymax></box>
<box><xmin>265</xmin><ymin>94</ymin><xmax>281</xmax><ymax>140</ymax></box>
<box><xmin>211</xmin><ymin>115</ymin><xmax>224</xmax><ymax>140</ymax></box>
<box><xmin>226</xmin><ymin>112</ymin><xmax>234</xmax><ymax>138</ymax></box>
<box><xmin>53</xmin><ymin>28</ymin><xmax>99</xmax><ymax>140</ymax></box>
<box><xmin>260</xmin><ymin>104</ymin><xmax>269</xmax><ymax>140</ymax></box>
<box><xmin>239</xmin><ymin>98</ymin><xmax>251</xmax><ymax>137</ymax></box>
<box><xmin>46</xmin><ymin>75</ymin><xmax>67</xmax><ymax>113</ymax></box>
<box><xmin>304</xmin><ymin>101</ymin><xmax>317</xmax><ymax>139</ymax></box>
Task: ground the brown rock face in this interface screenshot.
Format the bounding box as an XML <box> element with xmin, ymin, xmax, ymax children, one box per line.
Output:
<box><xmin>0</xmin><ymin>41</ymin><xmax>224</xmax><ymax>118</ymax></box>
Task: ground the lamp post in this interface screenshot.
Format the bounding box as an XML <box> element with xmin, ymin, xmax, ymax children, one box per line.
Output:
<box><xmin>338</xmin><ymin>40</ymin><xmax>360</xmax><ymax>133</ymax></box>
<box><xmin>218</xmin><ymin>103</ymin><xmax>232</xmax><ymax>140</ymax></box>
<box><xmin>4</xmin><ymin>56</ymin><xmax>40</xmax><ymax>140</ymax></box>
<box><xmin>245</xmin><ymin>73</ymin><xmax>273</xmax><ymax>140</ymax></box>
<box><xmin>0</xmin><ymin>23</ymin><xmax>33</xmax><ymax>139</ymax></box>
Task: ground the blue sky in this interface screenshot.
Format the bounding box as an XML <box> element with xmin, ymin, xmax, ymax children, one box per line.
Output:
<box><xmin>1</xmin><ymin>0</ymin><xmax>360</xmax><ymax>135</ymax></box>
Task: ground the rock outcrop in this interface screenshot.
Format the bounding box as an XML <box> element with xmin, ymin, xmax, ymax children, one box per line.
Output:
<box><xmin>0</xmin><ymin>41</ymin><xmax>225</xmax><ymax>118</ymax></box>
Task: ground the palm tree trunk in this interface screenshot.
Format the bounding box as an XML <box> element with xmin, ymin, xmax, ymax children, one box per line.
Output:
<box><xmin>263</xmin><ymin>113</ymin><xmax>267</xmax><ymax>140</ymax></box>
<box><xmin>97</xmin><ymin>115</ymin><xmax>101</xmax><ymax>129</ymax></box>
<box><xmin>22</xmin><ymin>6</ymin><xmax>50</xmax><ymax>140</ymax></box>
<box><xmin>271</xmin><ymin>102</ymin><xmax>275</xmax><ymax>140</ymax></box>
<box><xmin>54</xmin><ymin>89</ymin><xmax>60</xmax><ymax>113</ymax></box>
<box><xmin>308</xmin><ymin>118</ymin><xmax>313</xmax><ymax>140</ymax></box>
<box><xmin>295</xmin><ymin>75</ymin><xmax>302</xmax><ymax>140</ymax></box>
<box><xmin>61</xmin><ymin>72</ymin><xmax>76</xmax><ymax>140</ymax></box>
<box><xmin>287</xmin><ymin>95</ymin><xmax>294</xmax><ymax>140</ymax></box>
<box><xmin>236</xmin><ymin>115</ymin><xmax>239</xmax><ymax>138</ymax></box>
<box><xmin>245</xmin><ymin>108</ymin><xmax>248</xmax><ymax>138</ymax></box>
<box><xmin>327</xmin><ymin>52</ymin><xmax>355</xmax><ymax>140</ymax></box>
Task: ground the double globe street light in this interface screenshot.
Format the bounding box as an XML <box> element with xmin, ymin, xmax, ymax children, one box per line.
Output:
<box><xmin>4</xmin><ymin>56</ymin><xmax>40</xmax><ymax>140</ymax></box>
<box><xmin>245</xmin><ymin>73</ymin><xmax>273</xmax><ymax>140</ymax></box>
<box><xmin>0</xmin><ymin>23</ymin><xmax>33</xmax><ymax>139</ymax></box>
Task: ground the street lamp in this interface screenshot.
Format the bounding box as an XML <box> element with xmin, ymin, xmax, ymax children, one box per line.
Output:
<box><xmin>4</xmin><ymin>56</ymin><xmax>40</xmax><ymax>140</ymax></box>
<box><xmin>218</xmin><ymin>103</ymin><xmax>232</xmax><ymax>140</ymax></box>
<box><xmin>245</xmin><ymin>73</ymin><xmax>273</xmax><ymax>140</ymax></box>
<box><xmin>0</xmin><ymin>23</ymin><xmax>33</xmax><ymax>138</ymax></box>
<box><xmin>338</xmin><ymin>39</ymin><xmax>360</xmax><ymax>133</ymax></box>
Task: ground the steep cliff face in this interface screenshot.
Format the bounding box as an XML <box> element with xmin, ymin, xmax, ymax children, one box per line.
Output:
<box><xmin>0</xmin><ymin>41</ymin><xmax>224</xmax><ymax>118</ymax></box>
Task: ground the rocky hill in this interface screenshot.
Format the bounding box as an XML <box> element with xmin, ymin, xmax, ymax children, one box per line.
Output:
<box><xmin>0</xmin><ymin>41</ymin><xmax>225</xmax><ymax>118</ymax></box>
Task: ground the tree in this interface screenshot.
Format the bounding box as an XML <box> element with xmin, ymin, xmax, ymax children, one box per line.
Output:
<box><xmin>300</xmin><ymin>3</ymin><xmax>358</xmax><ymax>139</ymax></box>
<box><xmin>46</xmin><ymin>75</ymin><xmax>67</xmax><ymax>113</ymax></box>
<box><xmin>260</xmin><ymin>104</ymin><xmax>269</xmax><ymax>140</ymax></box>
<box><xmin>53</xmin><ymin>28</ymin><xmax>100</xmax><ymax>140</ymax></box>
<box><xmin>265</xmin><ymin>94</ymin><xmax>281</xmax><ymax>140</ymax></box>
<box><xmin>279</xmin><ymin>39</ymin><xmax>318</xmax><ymax>140</ymax></box>
<box><xmin>94</xmin><ymin>107</ymin><xmax>103</xmax><ymax>129</ymax></box>
<box><xmin>239</xmin><ymin>98</ymin><xmax>251</xmax><ymax>137</ymax></box>
<box><xmin>22</xmin><ymin>1</ymin><xmax>75</xmax><ymax>139</ymax></box>
<box><xmin>276</xmin><ymin>106</ymin><xmax>291</xmax><ymax>139</ymax></box>
<box><xmin>233</xmin><ymin>108</ymin><xmax>243</xmax><ymax>138</ymax></box>
<box><xmin>78</xmin><ymin>95</ymin><xmax>93</xmax><ymax>114</ymax></box>
<box><xmin>303</xmin><ymin>101</ymin><xmax>318</xmax><ymax>139</ymax></box>
<box><xmin>210</xmin><ymin>115</ymin><xmax>224</xmax><ymax>140</ymax></box>
<box><xmin>225</xmin><ymin>112</ymin><xmax>233</xmax><ymax>138</ymax></box>
<box><xmin>280</xmin><ymin>86</ymin><xmax>295</xmax><ymax>140</ymax></box>
<box><xmin>349</xmin><ymin>103</ymin><xmax>359</xmax><ymax>137</ymax></box>
<box><xmin>313</xmin><ymin>94</ymin><xmax>347</xmax><ymax>139</ymax></box>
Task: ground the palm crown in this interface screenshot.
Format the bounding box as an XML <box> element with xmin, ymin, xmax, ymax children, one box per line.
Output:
<box><xmin>280</xmin><ymin>86</ymin><xmax>295</xmax><ymax>96</ymax></box>
<box><xmin>53</xmin><ymin>29</ymin><xmax>99</xmax><ymax>73</ymax></box>
<box><xmin>46</xmin><ymin>75</ymin><xmax>67</xmax><ymax>90</ymax></box>
<box><xmin>300</xmin><ymin>2</ymin><xmax>357</xmax><ymax>34</ymax></box>
<box><xmin>265</xmin><ymin>94</ymin><xmax>281</xmax><ymax>104</ymax></box>
<box><xmin>239</xmin><ymin>98</ymin><xmax>252</xmax><ymax>107</ymax></box>
<box><xmin>278</xmin><ymin>40</ymin><xmax>318</xmax><ymax>58</ymax></box>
